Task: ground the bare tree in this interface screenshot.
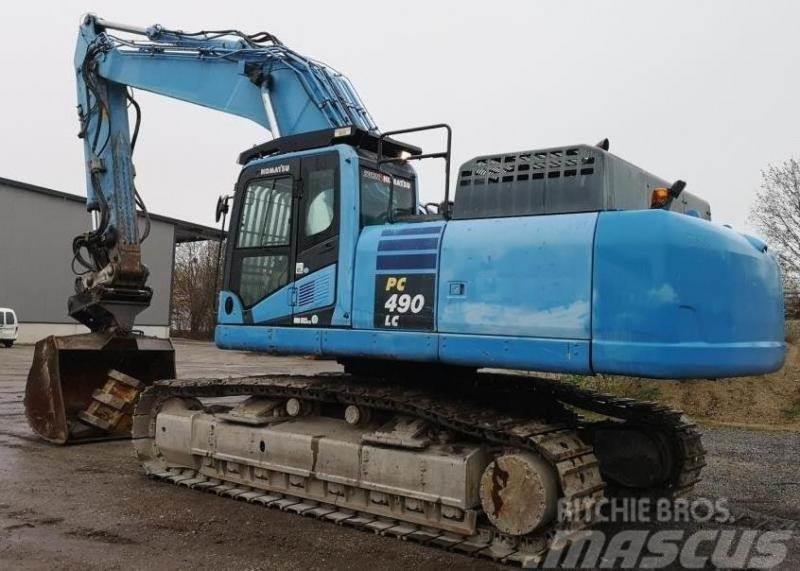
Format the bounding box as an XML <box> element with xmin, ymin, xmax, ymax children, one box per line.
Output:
<box><xmin>171</xmin><ymin>240</ymin><xmax>224</xmax><ymax>339</ymax></box>
<box><xmin>750</xmin><ymin>158</ymin><xmax>800</xmax><ymax>287</ymax></box>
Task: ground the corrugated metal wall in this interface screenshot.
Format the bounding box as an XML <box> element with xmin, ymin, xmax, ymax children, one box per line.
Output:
<box><xmin>0</xmin><ymin>181</ymin><xmax>174</xmax><ymax>326</ymax></box>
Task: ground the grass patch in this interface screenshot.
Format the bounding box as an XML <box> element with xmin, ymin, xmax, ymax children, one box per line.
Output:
<box><xmin>563</xmin><ymin>374</ymin><xmax>594</xmax><ymax>390</ymax></box>
<box><xmin>783</xmin><ymin>400</ymin><xmax>800</xmax><ymax>421</ymax></box>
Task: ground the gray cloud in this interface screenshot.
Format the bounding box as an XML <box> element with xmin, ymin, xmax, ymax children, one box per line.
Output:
<box><xmin>0</xmin><ymin>1</ymin><xmax>797</xmax><ymax>238</ymax></box>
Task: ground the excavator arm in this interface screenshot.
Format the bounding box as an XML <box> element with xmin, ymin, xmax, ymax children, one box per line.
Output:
<box><xmin>71</xmin><ymin>14</ymin><xmax>376</xmax><ymax>332</ymax></box>
<box><xmin>25</xmin><ymin>15</ymin><xmax>379</xmax><ymax>444</ymax></box>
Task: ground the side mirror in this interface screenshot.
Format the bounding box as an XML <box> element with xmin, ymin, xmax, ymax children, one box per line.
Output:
<box><xmin>215</xmin><ymin>195</ymin><xmax>230</xmax><ymax>223</ymax></box>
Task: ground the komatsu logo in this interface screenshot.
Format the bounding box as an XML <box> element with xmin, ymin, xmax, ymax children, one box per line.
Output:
<box><xmin>362</xmin><ymin>169</ymin><xmax>411</xmax><ymax>189</ymax></box>
<box><xmin>259</xmin><ymin>164</ymin><xmax>290</xmax><ymax>176</ymax></box>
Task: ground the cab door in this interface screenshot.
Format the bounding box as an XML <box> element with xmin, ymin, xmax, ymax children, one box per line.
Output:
<box><xmin>225</xmin><ymin>152</ymin><xmax>339</xmax><ymax>326</ymax></box>
<box><xmin>227</xmin><ymin>161</ymin><xmax>298</xmax><ymax>325</ymax></box>
<box><xmin>290</xmin><ymin>152</ymin><xmax>339</xmax><ymax>325</ymax></box>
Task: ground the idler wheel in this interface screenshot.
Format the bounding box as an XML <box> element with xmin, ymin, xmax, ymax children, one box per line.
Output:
<box><xmin>479</xmin><ymin>452</ymin><xmax>558</xmax><ymax>535</ymax></box>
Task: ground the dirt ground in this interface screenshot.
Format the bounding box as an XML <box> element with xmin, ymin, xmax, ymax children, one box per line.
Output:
<box><xmin>564</xmin><ymin>325</ymin><xmax>800</xmax><ymax>430</ymax></box>
<box><xmin>1</xmin><ymin>340</ymin><xmax>799</xmax><ymax>570</ymax></box>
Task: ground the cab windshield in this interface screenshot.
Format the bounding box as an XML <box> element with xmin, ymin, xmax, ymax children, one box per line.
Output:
<box><xmin>360</xmin><ymin>168</ymin><xmax>416</xmax><ymax>226</ymax></box>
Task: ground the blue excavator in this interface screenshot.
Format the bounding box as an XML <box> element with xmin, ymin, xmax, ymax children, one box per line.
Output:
<box><xmin>24</xmin><ymin>15</ymin><xmax>785</xmax><ymax>564</ymax></box>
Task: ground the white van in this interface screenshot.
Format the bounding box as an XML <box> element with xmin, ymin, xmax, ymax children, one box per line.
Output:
<box><xmin>0</xmin><ymin>308</ymin><xmax>18</xmax><ymax>347</ymax></box>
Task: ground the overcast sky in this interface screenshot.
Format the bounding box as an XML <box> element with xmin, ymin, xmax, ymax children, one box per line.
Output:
<box><xmin>0</xmin><ymin>1</ymin><xmax>798</xmax><ymax>236</ymax></box>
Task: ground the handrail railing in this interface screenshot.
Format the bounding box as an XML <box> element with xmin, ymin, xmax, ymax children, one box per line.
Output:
<box><xmin>377</xmin><ymin>124</ymin><xmax>453</xmax><ymax>222</ymax></box>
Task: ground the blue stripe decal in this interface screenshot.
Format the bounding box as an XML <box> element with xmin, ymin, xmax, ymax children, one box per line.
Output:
<box><xmin>381</xmin><ymin>226</ymin><xmax>443</xmax><ymax>237</ymax></box>
<box><xmin>376</xmin><ymin>253</ymin><xmax>438</xmax><ymax>270</ymax></box>
<box><xmin>378</xmin><ymin>237</ymin><xmax>439</xmax><ymax>251</ymax></box>
<box><xmin>376</xmin><ymin>268</ymin><xmax>437</xmax><ymax>275</ymax></box>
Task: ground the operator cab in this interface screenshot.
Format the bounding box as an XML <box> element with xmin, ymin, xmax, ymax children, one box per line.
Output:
<box><xmin>223</xmin><ymin>127</ymin><xmax>429</xmax><ymax>321</ymax></box>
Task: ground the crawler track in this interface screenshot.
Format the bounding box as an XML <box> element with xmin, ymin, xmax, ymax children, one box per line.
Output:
<box><xmin>132</xmin><ymin>372</ymin><xmax>705</xmax><ymax>565</ymax></box>
<box><xmin>473</xmin><ymin>373</ymin><xmax>707</xmax><ymax>498</ymax></box>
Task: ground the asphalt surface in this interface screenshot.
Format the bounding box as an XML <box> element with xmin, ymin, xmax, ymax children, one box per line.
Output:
<box><xmin>1</xmin><ymin>340</ymin><xmax>798</xmax><ymax>570</ymax></box>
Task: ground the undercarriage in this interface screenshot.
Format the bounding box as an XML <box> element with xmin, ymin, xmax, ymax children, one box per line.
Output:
<box><xmin>132</xmin><ymin>371</ymin><xmax>705</xmax><ymax>565</ymax></box>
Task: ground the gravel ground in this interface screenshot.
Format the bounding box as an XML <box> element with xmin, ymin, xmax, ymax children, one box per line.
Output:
<box><xmin>0</xmin><ymin>340</ymin><xmax>798</xmax><ymax>570</ymax></box>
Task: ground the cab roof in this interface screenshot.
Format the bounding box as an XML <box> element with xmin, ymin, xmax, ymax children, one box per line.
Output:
<box><xmin>239</xmin><ymin>126</ymin><xmax>422</xmax><ymax>165</ymax></box>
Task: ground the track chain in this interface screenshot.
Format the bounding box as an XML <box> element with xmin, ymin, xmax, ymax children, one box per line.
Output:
<box><xmin>134</xmin><ymin>371</ymin><xmax>705</xmax><ymax>566</ymax></box>
<box><xmin>475</xmin><ymin>373</ymin><xmax>707</xmax><ymax>498</ymax></box>
<box><xmin>134</xmin><ymin>373</ymin><xmax>605</xmax><ymax>566</ymax></box>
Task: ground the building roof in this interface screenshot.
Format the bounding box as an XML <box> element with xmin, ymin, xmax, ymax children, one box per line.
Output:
<box><xmin>0</xmin><ymin>176</ymin><xmax>225</xmax><ymax>243</ymax></box>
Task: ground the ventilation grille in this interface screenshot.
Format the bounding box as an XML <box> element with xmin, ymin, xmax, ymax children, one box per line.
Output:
<box><xmin>452</xmin><ymin>144</ymin><xmax>607</xmax><ymax>219</ymax></box>
<box><xmin>459</xmin><ymin>147</ymin><xmax>597</xmax><ymax>188</ymax></box>
<box><xmin>297</xmin><ymin>274</ymin><xmax>331</xmax><ymax>308</ymax></box>
<box><xmin>298</xmin><ymin>282</ymin><xmax>315</xmax><ymax>306</ymax></box>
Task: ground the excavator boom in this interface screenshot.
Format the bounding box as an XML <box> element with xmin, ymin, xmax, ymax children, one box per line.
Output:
<box><xmin>71</xmin><ymin>15</ymin><xmax>375</xmax><ymax>332</ymax></box>
<box><xmin>27</xmin><ymin>15</ymin><xmax>378</xmax><ymax>443</ymax></box>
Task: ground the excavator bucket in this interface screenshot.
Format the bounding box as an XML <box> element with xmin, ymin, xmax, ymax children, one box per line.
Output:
<box><xmin>25</xmin><ymin>332</ymin><xmax>175</xmax><ymax>444</ymax></box>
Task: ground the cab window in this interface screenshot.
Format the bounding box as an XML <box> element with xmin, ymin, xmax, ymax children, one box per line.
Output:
<box><xmin>237</xmin><ymin>177</ymin><xmax>292</xmax><ymax>248</ymax></box>
<box><xmin>234</xmin><ymin>176</ymin><xmax>293</xmax><ymax>307</ymax></box>
<box><xmin>303</xmin><ymin>168</ymin><xmax>335</xmax><ymax>238</ymax></box>
<box><xmin>360</xmin><ymin>168</ymin><xmax>415</xmax><ymax>226</ymax></box>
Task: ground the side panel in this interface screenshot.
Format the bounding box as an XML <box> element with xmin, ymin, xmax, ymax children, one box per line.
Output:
<box><xmin>216</xmin><ymin>323</ymin><xmax>588</xmax><ymax>371</ymax></box>
<box><xmin>592</xmin><ymin>210</ymin><xmax>785</xmax><ymax>378</ymax></box>
<box><xmin>216</xmin><ymin>324</ymin><xmax>322</xmax><ymax>355</ymax></box>
<box><xmin>437</xmin><ymin>214</ymin><xmax>597</xmax><ymax>340</ymax></box>
<box><xmin>292</xmin><ymin>264</ymin><xmax>337</xmax><ymax>325</ymax></box>
<box><xmin>216</xmin><ymin>325</ymin><xmax>436</xmax><ymax>361</ymax></box>
<box><xmin>322</xmin><ymin>329</ymin><xmax>438</xmax><ymax>361</ymax></box>
<box><xmin>224</xmin><ymin>266</ymin><xmax>337</xmax><ymax>328</ymax></box>
<box><xmin>439</xmin><ymin>334</ymin><xmax>591</xmax><ymax>373</ymax></box>
<box><xmin>249</xmin><ymin>283</ymin><xmax>295</xmax><ymax>325</ymax></box>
